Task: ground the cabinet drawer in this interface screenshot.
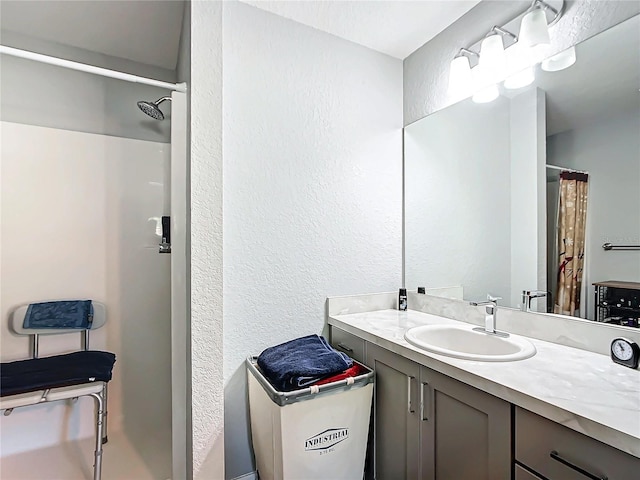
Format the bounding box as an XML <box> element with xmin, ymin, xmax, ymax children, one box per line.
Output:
<box><xmin>515</xmin><ymin>407</ymin><xmax>640</xmax><ymax>480</ymax></box>
<box><xmin>330</xmin><ymin>327</ymin><xmax>366</xmax><ymax>364</ymax></box>
<box><xmin>515</xmin><ymin>465</ymin><xmax>543</xmax><ymax>480</ymax></box>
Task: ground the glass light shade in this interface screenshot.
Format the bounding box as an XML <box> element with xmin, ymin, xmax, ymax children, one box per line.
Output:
<box><xmin>504</xmin><ymin>67</ymin><xmax>535</xmax><ymax>89</ymax></box>
<box><xmin>520</xmin><ymin>8</ymin><xmax>550</xmax><ymax>48</ymax></box>
<box><xmin>479</xmin><ymin>34</ymin><xmax>506</xmax><ymax>81</ymax></box>
<box><xmin>471</xmin><ymin>62</ymin><xmax>497</xmax><ymax>93</ymax></box>
<box><xmin>541</xmin><ymin>46</ymin><xmax>577</xmax><ymax>71</ymax></box>
<box><xmin>504</xmin><ymin>42</ymin><xmax>535</xmax><ymax>89</ymax></box>
<box><xmin>448</xmin><ymin>55</ymin><xmax>473</xmax><ymax>97</ymax></box>
<box><xmin>528</xmin><ymin>43</ymin><xmax>552</xmax><ymax>65</ymax></box>
<box><xmin>472</xmin><ymin>84</ymin><xmax>499</xmax><ymax>103</ymax></box>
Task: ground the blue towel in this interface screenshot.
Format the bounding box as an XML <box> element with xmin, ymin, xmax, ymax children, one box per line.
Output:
<box><xmin>23</xmin><ymin>300</ymin><xmax>93</xmax><ymax>329</ymax></box>
<box><xmin>257</xmin><ymin>334</ymin><xmax>353</xmax><ymax>392</ymax></box>
<box><xmin>1</xmin><ymin>351</ymin><xmax>116</xmax><ymax>397</ymax></box>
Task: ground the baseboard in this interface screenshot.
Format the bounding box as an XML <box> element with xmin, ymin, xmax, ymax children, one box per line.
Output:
<box><xmin>231</xmin><ymin>472</ymin><xmax>257</xmax><ymax>480</ymax></box>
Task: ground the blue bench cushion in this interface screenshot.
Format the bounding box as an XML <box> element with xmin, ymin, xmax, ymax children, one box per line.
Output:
<box><xmin>1</xmin><ymin>351</ymin><xmax>116</xmax><ymax>397</ymax></box>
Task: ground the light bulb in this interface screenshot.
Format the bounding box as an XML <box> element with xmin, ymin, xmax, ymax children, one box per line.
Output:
<box><xmin>448</xmin><ymin>55</ymin><xmax>473</xmax><ymax>97</ymax></box>
<box><xmin>520</xmin><ymin>7</ymin><xmax>550</xmax><ymax>48</ymax></box>
<box><xmin>504</xmin><ymin>42</ymin><xmax>535</xmax><ymax>89</ymax></box>
<box><xmin>541</xmin><ymin>46</ymin><xmax>577</xmax><ymax>71</ymax></box>
<box><xmin>480</xmin><ymin>34</ymin><xmax>506</xmax><ymax>82</ymax></box>
<box><xmin>504</xmin><ymin>67</ymin><xmax>535</xmax><ymax>89</ymax></box>
<box><xmin>472</xmin><ymin>84</ymin><xmax>499</xmax><ymax>104</ymax></box>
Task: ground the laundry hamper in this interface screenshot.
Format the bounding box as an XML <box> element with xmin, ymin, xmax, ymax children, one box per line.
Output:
<box><xmin>246</xmin><ymin>356</ymin><xmax>374</xmax><ymax>480</ymax></box>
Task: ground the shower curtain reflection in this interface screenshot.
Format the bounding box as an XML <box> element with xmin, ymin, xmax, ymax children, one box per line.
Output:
<box><xmin>553</xmin><ymin>171</ymin><xmax>589</xmax><ymax>316</ymax></box>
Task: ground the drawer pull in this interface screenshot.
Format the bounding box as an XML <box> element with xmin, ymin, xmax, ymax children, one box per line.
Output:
<box><xmin>407</xmin><ymin>376</ymin><xmax>416</xmax><ymax>413</ymax></box>
<box><xmin>550</xmin><ymin>451</ymin><xmax>607</xmax><ymax>480</ymax></box>
<box><xmin>335</xmin><ymin>343</ymin><xmax>353</xmax><ymax>354</ymax></box>
<box><xmin>420</xmin><ymin>382</ymin><xmax>429</xmax><ymax>421</ymax></box>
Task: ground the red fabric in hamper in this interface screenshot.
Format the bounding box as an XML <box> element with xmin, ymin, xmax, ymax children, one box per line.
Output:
<box><xmin>313</xmin><ymin>363</ymin><xmax>368</xmax><ymax>386</ymax></box>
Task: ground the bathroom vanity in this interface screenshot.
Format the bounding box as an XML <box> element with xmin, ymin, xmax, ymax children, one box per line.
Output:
<box><xmin>327</xmin><ymin>297</ymin><xmax>640</xmax><ymax>480</ymax></box>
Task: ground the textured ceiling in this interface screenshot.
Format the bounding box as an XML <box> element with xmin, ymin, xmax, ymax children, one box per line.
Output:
<box><xmin>0</xmin><ymin>0</ymin><xmax>185</xmax><ymax>70</ymax></box>
<box><xmin>240</xmin><ymin>0</ymin><xmax>482</xmax><ymax>59</ymax></box>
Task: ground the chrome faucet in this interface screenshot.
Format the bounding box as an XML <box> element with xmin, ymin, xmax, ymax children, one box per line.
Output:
<box><xmin>470</xmin><ymin>295</ymin><xmax>508</xmax><ymax>337</ymax></box>
<box><xmin>521</xmin><ymin>290</ymin><xmax>547</xmax><ymax>312</ymax></box>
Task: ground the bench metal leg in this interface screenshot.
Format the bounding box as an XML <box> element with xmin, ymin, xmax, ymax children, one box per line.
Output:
<box><xmin>102</xmin><ymin>384</ymin><xmax>109</xmax><ymax>444</ymax></box>
<box><xmin>89</xmin><ymin>386</ymin><xmax>106</xmax><ymax>480</ymax></box>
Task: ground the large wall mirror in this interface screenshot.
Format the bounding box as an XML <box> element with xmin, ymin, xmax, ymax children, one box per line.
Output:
<box><xmin>404</xmin><ymin>15</ymin><xmax>639</xmax><ymax>328</ymax></box>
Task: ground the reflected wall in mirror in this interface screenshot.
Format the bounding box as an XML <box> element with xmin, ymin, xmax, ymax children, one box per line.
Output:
<box><xmin>404</xmin><ymin>15</ymin><xmax>640</xmax><ymax>328</ymax></box>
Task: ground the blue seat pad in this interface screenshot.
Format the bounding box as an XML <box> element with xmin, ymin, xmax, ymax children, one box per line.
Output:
<box><xmin>1</xmin><ymin>351</ymin><xmax>116</xmax><ymax>397</ymax></box>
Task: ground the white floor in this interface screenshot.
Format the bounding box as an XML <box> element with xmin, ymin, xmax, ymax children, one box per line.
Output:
<box><xmin>0</xmin><ymin>430</ymin><xmax>170</xmax><ymax>480</ymax></box>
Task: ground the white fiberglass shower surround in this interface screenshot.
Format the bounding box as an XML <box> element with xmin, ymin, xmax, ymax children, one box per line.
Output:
<box><xmin>0</xmin><ymin>45</ymin><xmax>187</xmax><ymax>480</ymax></box>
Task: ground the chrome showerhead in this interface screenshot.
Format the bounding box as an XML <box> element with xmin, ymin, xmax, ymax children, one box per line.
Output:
<box><xmin>137</xmin><ymin>96</ymin><xmax>171</xmax><ymax>120</ymax></box>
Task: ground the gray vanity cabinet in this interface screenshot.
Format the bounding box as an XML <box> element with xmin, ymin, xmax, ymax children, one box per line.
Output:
<box><xmin>330</xmin><ymin>327</ymin><xmax>366</xmax><ymax>364</ymax></box>
<box><xmin>365</xmin><ymin>343</ymin><xmax>422</xmax><ymax>480</ymax></box>
<box><xmin>329</xmin><ymin>326</ymin><xmax>639</xmax><ymax>480</ymax></box>
<box><xmin>514</xmin><ymin>465</ymin><xmax>544</xmax><ymax>479</ymax></box>
<box><xmin>419</xmin><ymin>366</ymin><xmax>511</xmax><ymax>480</ymax></box>
<box><xmin>515</xmin><ymin>407</ymin><xmax>640</xmax><ymax>480</ymax></box>
<box><xmin>362</xmin><ymin>340</ymin><xmax>510</xmax><ymax>480</ymax></box>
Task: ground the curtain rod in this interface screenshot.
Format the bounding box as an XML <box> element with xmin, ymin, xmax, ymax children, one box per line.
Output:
<box><xmin>545</xmin><ymin>164</ymin><xmax>589</xmax><ymax>174</ymax></box>
<box><xmin>0</xmin><ymin>45</ymin><xmax>187</xmax><ymax>93</ymax></box>
<box><xmin>602</xmin><ymin>243</ymin><xmax>640</xmax><ymax>251</ymax></box>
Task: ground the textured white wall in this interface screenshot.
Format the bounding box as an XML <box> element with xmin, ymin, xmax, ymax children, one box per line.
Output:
<box><xmin>403</xmin><ymin>0</ymin><xmax>640</xmax><ymax>125</ymax></box>
<box><xmin>222</xmin><ymin>2</ymin><xmax>402</xmax><ymax>478</ymax></box>
<box><xmin>189</xmin><ymin>1</ymin><xmax>224</xmax><ymax>479</ymax></box>
<box><xmin>547</xmin><ymin>110</ymin><xmax>640</xmax><ymax>318</ymax></box>
<box><xmin>0</xmin><ymin>123</ymin><xmax>171</xmax><ymax>475</ymax></box>
<box><xmin>404</xmin><ymin>97</ymin><xmax>512</xmax><ymax>303</ymax></box>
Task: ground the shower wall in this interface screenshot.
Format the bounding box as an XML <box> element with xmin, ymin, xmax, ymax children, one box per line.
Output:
<box><xmin>0</xmin><ymin>31</ymin><xmax>173</xmax><ymax>143</ymax></box>
<box><xmin>0</xmin><ymin>121</ymin><xmax>171</xmax><ymax>460</ymax></box>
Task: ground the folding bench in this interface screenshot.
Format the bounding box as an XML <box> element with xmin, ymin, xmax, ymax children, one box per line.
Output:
<box><xmin>0</xmin><ymin>301</ymin><xmax>115</xmax><ymax>480</ymax></box>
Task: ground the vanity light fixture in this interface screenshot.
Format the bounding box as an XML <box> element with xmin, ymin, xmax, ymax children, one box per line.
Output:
<box><xmin>447</xmin><ymin>0</ymin><xmax>564</xmax><ymax>102</ymax></box>
<box><xmin>519</xmin><ymin>0</ymin><xmax>564</xmax><ymax>59</ymax></box>
<box><xmin>503</xmin><ymin>67</ymin><xmax>535</xmax><ymax>89</ymax></box>
<box><xmin>504</xmin><ymin>42</ymin><xmax>535</xmax><ymax>89</ymax></box>
<box><xmin>541</xmin><ymin>45</ymin><xmax>576</xmax><ymax>71</ymax></box>
<box><xmin>479</xmin><ymin>27</ymin><xmax>517</xmax><ymax>82</ymax></box>
<box><xmin>448</xmin><ymin>48</ymin><xmax>477</xmax><ymax>98</ymax></box>
<box><xmin>479</xmin><ymin>33</ymin><xmax>506</xmax><ymax>81</ymax></box>
<box><xmin>471</xmin><ymin>59</ymin><xmax>499</xmax><ymax>103</ymax></box>
<box><xmin>520</xmin><ymin>6</ymin><xmax>550</xmax><ymax>48</ymax></box>
<box><xmin>472</xmin><ymin>84</ymin><xmax>500</xmax><ymax>104</ymax></box>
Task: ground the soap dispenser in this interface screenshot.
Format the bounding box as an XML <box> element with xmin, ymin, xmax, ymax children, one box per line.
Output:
<box><xmin>399</xmin><ymin>288</ymin><xmax>407</xmax><ymax>311</ymax></box>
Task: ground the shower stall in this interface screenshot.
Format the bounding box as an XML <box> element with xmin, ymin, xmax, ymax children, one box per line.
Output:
<box><xmin>0</xmin><ymin>43</ymin><xmax>188</xmax><ymax>480</ymax></box>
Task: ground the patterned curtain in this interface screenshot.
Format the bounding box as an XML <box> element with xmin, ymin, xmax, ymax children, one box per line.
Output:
<box><xmin>554</xmin><ymin>172</ymin><xmax>589</xmax><ymax>316</ymax></box>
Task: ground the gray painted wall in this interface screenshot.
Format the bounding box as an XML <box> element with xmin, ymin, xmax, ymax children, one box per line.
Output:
<box><xmin>403</xmin><ymin>0</ymin><xmax>640</xmax><ymax>125</ymax></box>
<box><xmin>0</xmin><ymin>30</ymin><xmax>176</xmax><ymax>142</ymax></box>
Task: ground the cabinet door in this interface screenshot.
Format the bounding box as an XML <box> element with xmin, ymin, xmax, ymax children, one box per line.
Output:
<box><xmin>366</xmin><ymin>343</ymin><xmax>421</xmax><ymax>480</ymax></box>
<box><xmin>420</xmin><ymin>367</ymin><xmax>511</xmax><ymax>480</ymax></box>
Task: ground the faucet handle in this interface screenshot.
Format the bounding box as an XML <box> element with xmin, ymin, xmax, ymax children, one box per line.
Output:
<box><xmin>470</xmin><ymin>294</ymin><xmax>502</xmax><ymax>306</ymax></box>
<box><xmin>487</xmin><ymin>294</ymin><xmax>502</xmax><ymax>304</ymax></box>
<box><xmin>523</xmin><ymin>290</ymin><xmax>547</xmax><ymax>298</ymax></box>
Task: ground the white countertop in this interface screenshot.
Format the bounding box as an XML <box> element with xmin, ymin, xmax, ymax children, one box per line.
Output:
<box><xmin>328</xmin><ymin>308</ymin><xmax>640</xmax><ymax>458</ymax></box>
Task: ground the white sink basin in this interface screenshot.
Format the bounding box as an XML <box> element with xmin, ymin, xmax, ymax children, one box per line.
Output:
<box><xmin>404</xmin><ymin>324</ymin><xmax>536</xmax><ymax>362</ymax></box>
